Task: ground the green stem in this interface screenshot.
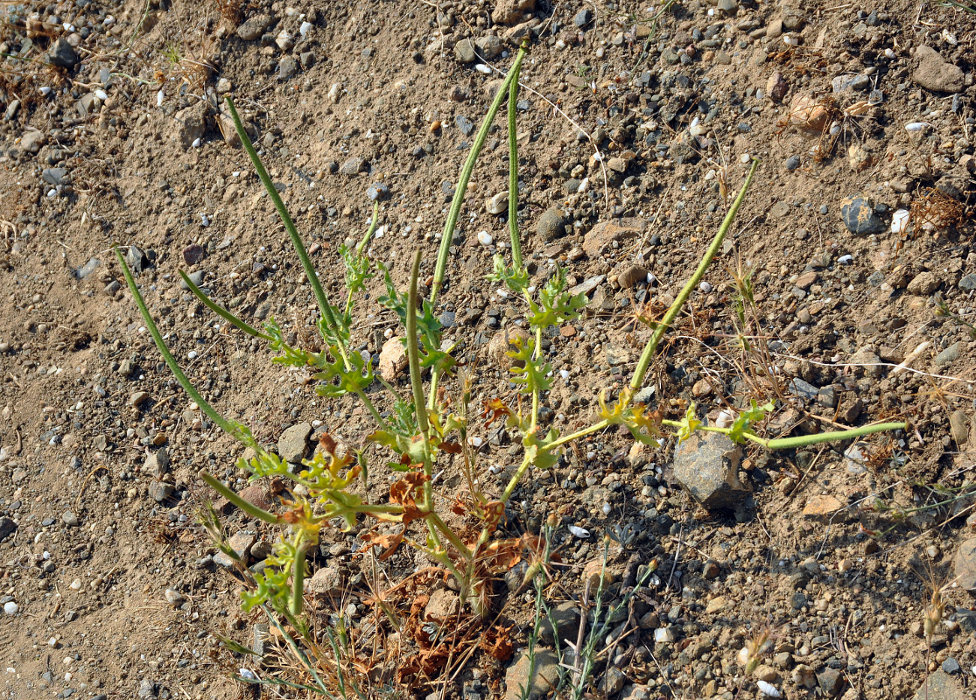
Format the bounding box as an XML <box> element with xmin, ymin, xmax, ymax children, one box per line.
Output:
<box><xmin>199</xmin><ymin>469</ymin><xmax>280</xmax><ymax>525</ymax></box>
<box><xmin>427</xmin><ymin>512</ymin><xmax>473</xmax><ymax>560</ymax></box>
<box><xmin>224</xmin><ymin>98</ymin><xmax>348</xmax><ymax>365</ymax></box>
<box><xmin>406</xmin><ymin>251</ymin><xmax>431</xmax><ymax>443</ymax></box>
<box><xmin>431</xmin><ymin>44</ymin><xmax>528</xmax><ymax>304</ymax></box>
<box><xmin>178</xmin><ymin>270</ymin><xmax>272</xmax><ymax>340</ymax></box>
<box><xmin>499</xmin><ymin>455</ymin><xmax>533</xmax><ymax>506</ymax></box>
<box><xmin>344</xmin><ymin>202</ymin><xmax>380</xmax><ymax>318</ymax></box>
<box><xmin>530</xmin><ymin>327</ymin><xmax>542</xmax><ymax>431</ymax></box>
<box><xmin>540</xmin><ymin>419</ymin><xmax>610</xmax><ymax>454</ymax></box>
<box><xmin>290</xmin><ymin>536</ymin><xmax>307</xmax><ymax>617</ymax></box>
<box><xmin>765</xmin><ymin>422</ymin><xmax>906</xmax><ymax>449</ymax></box>
<box><xmin>115</xmin><ymin>247</ymin><xmax>247</xmax><ymax>442</ymax></box>
<box><xmin>507</xmin><ymin>60</ymin><xmax>524</xmax><ymax>271</ymax></box>
<box><xmin>629</xmin><ymin>159</ymin><xmax>759</xmax><ymax>392</ymax></box>
<box><xmin>353</xmin><ymin>388</ymin><xmax>389</xmax><ymax>430</ymax></box>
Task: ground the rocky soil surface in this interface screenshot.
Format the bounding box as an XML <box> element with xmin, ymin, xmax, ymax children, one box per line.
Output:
<box><xmin>1</xmin><ymin>0</ymin><xmax>976</xmax><ymax>698</ymax></box>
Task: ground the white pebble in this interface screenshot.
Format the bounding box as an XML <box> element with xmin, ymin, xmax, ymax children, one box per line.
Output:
<box><xmin>156</xmin><ymin>90</ymin><xmax>164</xmax><ymax>107</ymax></box>
<box><xmin>477</xmin><ymin>230</ymin><xmax>493</xmax><ymax>246</ymax></box>
<box><xmin>739</xmin><ymin>153</ymin><xmax>751</xmax><ymax>164</ymax></box>
<box><xmin>39</xmin><ymin>86</ymin><xmax>52</xmax><ymax>96</ymax></box>
<box><xmin>757</xmin><ymin>680</ymin><xmax>782</xmax><ymax>697</ymax></box>
<box><xmin>48</xmin><ymin>637</ymin><xmax>59</xmax><ymax>647</ymax></box>
<box><xmin>187</xmin><ymin>351</ymin><xmax>198</xmax><ymax>360</ymax></box>
<box><xmin>837</xmin><ymin>254</ymin><xmax>853</xmax><ymax>264</ymax></box>
<box><xmin>890</xmin><ymin>208</ymin><xmax>910</xmax><ymax>234</ymax></box>
<box><xmin>884</xmin><ymin>48</ymin><xmax>895</xmax><ymax>59</ymax></box>
<box><xmin>699</xmin><ymin>281</ymin><xmax>713</xmax><ymax>293</ymax></box>
<box><xmin>299</xmin><ymin>21</ymin><xmax>313</xmax><ymax>37</ymax></box>
<box><xmin>559</xmin><ymin>369</ymin><xmax>570</xmax><ymax>380</ymax></box>
<box><xmin>474</xmin><ymin>64</ymin><xmax>491</xmax><ymax>74</ymax></box>
<box><xmin>69</xmin><ymin>578</ymin><xmax>82</xmax><ymax>590</ymax></box>
<box><xmin>191</xmin><ymin>138</ymin><xmax>202</xmax><ymax>149</ymax></box>
<box><xmin>602</xmin><ymin>502</ymin><xmax>611</xmax><ymax>515</ymax></box>
<box><xmin>164</xmin><ymin>588</ymin><xmax>184</xmax><ymax>605</ymax></box>
<box><xmin>94</xmin><ymin>89</ymin><xmax>108</xmax><ymax>101</ymax></box>
<box><xmin>654</xmin><ymin>627</ymin><xmax>674</xmax><ymax>643</ymax></box>
<box><xmin>3</xmin><ymin>601</ymin><xmax>18</xmax><ymax>615</ymax></box>
<box><xmin>905</xmin><ymin>122</ymin><xmax>929</xmax><ymax>132</ymax></box>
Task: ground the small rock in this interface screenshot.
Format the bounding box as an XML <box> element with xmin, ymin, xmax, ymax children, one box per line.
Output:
<box><xmin>478</xmin><ymin>230</ymin><xmax>494</xmax><ymax>246</ymax></box>
<box><xmin>817</xmin><ymin>668</ymin><xmax>843</xmax><ymax>696</ymax></box>
<box><xmin>339</xmin><ymin>156</ymin><xmax>366</xmax><ymax>175</ymax></box>
<box><xmin>536</xmin><ymin>207</ymin><xmax>566</xmax><ymax>242</ymax></box>
<box><xmin>840</xmin><ymin>196</ymin><xmax>884</xmax><ymax>235</ymax></box>
<box><xmin>619</xmin><ymin>686</ymin><xmax>651</xmax><ymax>700</ymax></box>
<box><xmin>949</xmin><ymin>410</ymin><xmax>970</xmax><ymax>447</ymax></box>
<box><xmin>148</xmin><ymin>481</ymin><xmax>175</xmax><ymax>503</ymax></box>
<box><xmin>48</xmin><ymin>38</ymin><xmax>80</xmax><ymax>69</ymax></box>
<box><xmin>454</xmin><ymin>38</ymin><xmax>476</xmax><ymax>63</ymax></box>
<box><xmin>129</xmin><ymin>391</ymin><xmax>150</xmax><ymax>408</ymax></box>
<box><xmin>906</xmin><ymin>271</ymin><xmax>940</xmax><ymax>296</ymax></box>
<box><xmin>425</xmin><ymin>588</ymin><xmax>460</xmax><ymax>619</ymax></box>
<box><xmin>672</xmin><ymin>432</ymin><xmax>748</xmax><ymax>511</ymax></box>
<box><xmin>941</xmin><ymin>658</ymin><xmax>961</xmax><ymax>674</ymax></box>
<box><xmin>164</xmin><ymin>588</ymin><xmax>184</xmax><ymax>606</ymax></box>
<box><xmin>959</xmin><ymin>273</ymin><xmax>976</xmax><ymax>290</ymax></box>
<box><xmin>789</xmin><ymin>377</ymin><xmax>819</xmax><ymax>400</ymax></box>
<box><xmin>911</xmin><ymin>670</ymin><xmax>968</xmax><ymax>700</ymax></box>
<box><xmin>831</xmin><ymin>73</ymin><xmax>870</xmax><ymax>93</ymax></box>
<box><xmin>488</xmin><ymin>327</ymin><xmax>530</xmax><ymax>368</ymax></box>
<box><xmin>504</xmin><ymin>647</ymin><xmax>558</xmax><ymax>700</ymax></box>
<box><xmin>137</xmin><ymin>678</ymin><xmax>156</xmax><ymax>698</ymax></box>
<box><xmin>492</xmin><ymin>0</ymin><xmax>536</xmax><ymax>26</ymax></box>
<box><xmin>455</xmin><ymin>115</ymin><xmax>475</xmax><ymax>136</ymax></box>
<box><xmin>792</xmin><ymin>664</ymin><xmax>817</xmax><ymax>689</ymax></box>
<box><xmin>615</xmin><ymin>264</ymin><xmax>648</xmax><ymax>289</ymax></box>
<box><xmin>785</xmin><ymin>155</ymin><xmax>801</xmax><ymax>171</ymax></box>
<box><xmin>705</xmin><ymin>596</ymin><xmax>727</xmax><ymax>614</ymax></box>
<box><xmin>20</xmin><ymin>128</ymin><xmax>45</xmax><ymax>153</ymax></box>
<box><xmin>574</xmin><ymin>8</ymin><xmax>593</xmax><ymax>28</ymax></box>
<box><xmin>41</xmin><ymin>167</ymin><xmax>67</xmax><ymax>185</ymax></box>
<box><xmin>583</xmin><ymin>218</ymin><xmax>644</xmax><ymax>258</ymax></box>
<box><xmin>540</xmin><ymin>601</ymin><xmax>579</xmax><ymax>644</ymax></box>
<box><xmin>145</xmin><ymin>448</ymin><xmax>170</xmax><ymax>477</ymax></box>
<box><xmin>182</xmin><ymin>244</ymin><xmax>206</xmax><ymax>265</ymax></box>
<box><xmin>238</xmin><ymin>484</ymin><xmax>273</xmax><ymax>511</ymax></box>
<box><xmin>278</xmin><ymin>56</ymin><xmax>299</xmax><ymax>80</ymax></box>
<box><xmin>913</xmin><ymin>45</ymin><xmax>965</xmax><ymax>93</ymax></box>
<box><xmin>366</xmin><ymin>182</ymin><xmax>389</xmax><ymax>201</ymax></box>
<box><xmin>600</xmin><ymin>667</ymin><xmax>626</xmax><ymax>695</ymax></box>
<box><xmin>953</xmin><ymin>538</ymin><xmax>976</xmax><ymax>590</ymax></box>
<box><xmin>236</xmin><ymin>14</ymin><xmax>272</xmax><ymax>41</ymax></box>
<box><xmin>0</xmin><ymin>516</ymin><xmax>16</xmax><ymax>541</ymax></box>
<box><xmin>61</xmin><ymin>511</ymin><xmax>79</xmax><ymax>527</ymax></box>
<box><xmin>378</xmin><ymin>337</ymin><xmax>407</xmax><ymax>382</ymax></box>
<box><xmin>475</xmin><ymin>35</ymin><xmax>503</xmax><ymax>60</ymax></box>
<box><xmin>802</xmin><ymin>495</ymin><xmax>843</xmax><ymax>517</ymax></box>
<box><xmin>277</xmin><ymin>422</ymin><xmax>312</xmax><ymax>463</ymax></box>
<box><xmin>935</xmin><ymin>341</ymin><xmax>963</xmax><ymax>367</ymax></box>
<box><xmin>3</xmin><ymin>601</ymin><xmax>18</xmax><ymax>615</ymax></box>
<box><xmin>766</xmin><ymin>71</ymin><xmax>788</xmax><ymax>102</ymax></box>
<box><xmin>173</xmin><ymin>104</ymin><xmax>208</xmax><ymax>150</ymax></box>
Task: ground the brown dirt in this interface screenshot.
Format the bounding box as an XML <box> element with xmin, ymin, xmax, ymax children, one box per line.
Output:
<box><xmin>1</xmin><ymin>0</ymin><xmax>976</xmax><ymax>698</ymax></box>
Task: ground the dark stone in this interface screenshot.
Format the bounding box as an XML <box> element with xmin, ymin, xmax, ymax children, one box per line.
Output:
<box><xmin>0</xmin><ymin>516</ymin><xmax>16</xmax><ymax>541</ymax></box>
<box><xmin>48</xmin><ymin>38</ymin><xmax>80</xmax><ymax>69</ymax></box>
<box><xmin>840</xmin><ymin>196</ymin><xmax>884</xmax><ymax>235</ymax></box>
<box><xmin>455</xmin><ymin>115</ymin><xmax>475</xmax><ymax>136</ymax></box>
<box><xmin>672</xmin><ymin>432</ymin><xmax>748</xmax><ymax>511</ymax></box>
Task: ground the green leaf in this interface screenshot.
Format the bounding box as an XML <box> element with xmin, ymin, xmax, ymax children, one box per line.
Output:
<box><xmin>675</xmin><ymin>403</ymin><xmax>702</xmax><ymax>443</ymax></box>
<box><xmin>508</xmin><ymin>336</ymin><xmax>551</xmax><ymax>395</ymax></box>
<box><xmin>728</xmin><ymin>399</ymin><xmax>775</xmax><ymax>444</ymax></box>
<box><xmin>487</xmin><ymin>254</ymin><xmax>529</xmax><ymax>294</ymax></box>
<box><xmin>526</xmin><ymin>267</ymin><xmax>587</xmax><ymax>330</ymax></box>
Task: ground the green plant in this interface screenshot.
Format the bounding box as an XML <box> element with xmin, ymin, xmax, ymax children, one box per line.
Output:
<box><xmin>116</xmin><ymin>42</ymin><xmax>906</xmax><ymax>637</ymax></box>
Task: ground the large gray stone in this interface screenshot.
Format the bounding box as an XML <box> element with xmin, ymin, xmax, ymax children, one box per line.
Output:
<box><xmin>953</xmin><ymin>537</ymin><xmax>976</xmax><ymax>591</ymax></box>
<box><xmin>673</xmin><ymin>432</ymin><xmax>748</xmax><ymax>510</ymax></box>
<box><xmin>911</xmin><ymin>670</ymin><xmax>968</xmax><ymax>700</ymax></box>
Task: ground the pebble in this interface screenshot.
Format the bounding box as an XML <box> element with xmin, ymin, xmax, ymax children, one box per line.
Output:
<box><xmin>785</xmin><ymin>155</ymin><xmax>800</xmax><ymax>171</ymax></box>
<box><xmin>574</xmin><ymin>8</ymin><xmax>593</xmax><ymax>28</ymax></box>
<box><xmin>366</xmin><ymin>182</ymin><xmax>389</xmax><ymax>201</ymax></box>
<box><xmin>840</xmin><ymin>196</ymin><xmax>884</xmax><ymax>235</ymax></box>
<box><xmin>536</xmin><ymin>207</ymin><xmax>566</xmax><ymax>242</ymax></box>
<box><xmin>278</xmin><ymin>56</ymin><xmax>299</xmax><ymax>80</ymax></box>
<box><xmin>477</xmin><ymin>231</ymin><xmax>493</xmax><ymax>246</ymax></box>
<box><xmin>163</xmin><ymin>588</ymin><xmax>184</xmax><ymax>606</ymax></box>
<box><xmin>339</xmin><ymin>156</ymin><xmax>366</xmax><ymax>175</ymax></box>
<box><xmin>913</xmin><ymin>45</ymin><xmax>965</xmax><ymax>93</ymax></box>
<box><xmin>950</xmin><ymin>410</ymin><xmax>970</xmax><ymax>447</ymax></box>
<box><xmin>486</xmin><ymin>192</ymin><xmax>507</xmax><ymax>214</ymax></box>
<box><xmin>277</xmin><ymin>422</ymin><xmax>312</xmax><ymax>463</ymax></box>
<box><xmin>906</xmin><ymin>271</ymin><xmax>939</xmax><ymax>296</ymax></box>
<box><xmin>672</xmin><ymin>432</ymin><xmax>748</xmax><ymax>511</ymax></box>
<box><xmin>454</xmin><ymin>38</ymin><xmax>476</xmax><ymax>63</ymax></box>
<box><xmin>3</xmin><ymin>601</ymin><xmax>18</xmax><ymax>615</ymax></box>
<box><xmin>455</xmin><ymin>115</ymin><xmax>475</xmax><ymax>136</ymax></box>
<box><xmin>48</xmin><ymin>38</ymin><xmax>80</xmax><ymax>69</ymax></box>
<box><xmin>236</xmin><ymin>14</ymin><xmax>271</xmax><ymax>41</ymax></box>
<box><xmin>148</xmin><ymin>481</ymin><xmax>175</xmax><ymax>503</ymax></box>
<box><xmin>61</xmin><ymin>511</ymin><xmax>79</xmax><ymax>527</ymax></box>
